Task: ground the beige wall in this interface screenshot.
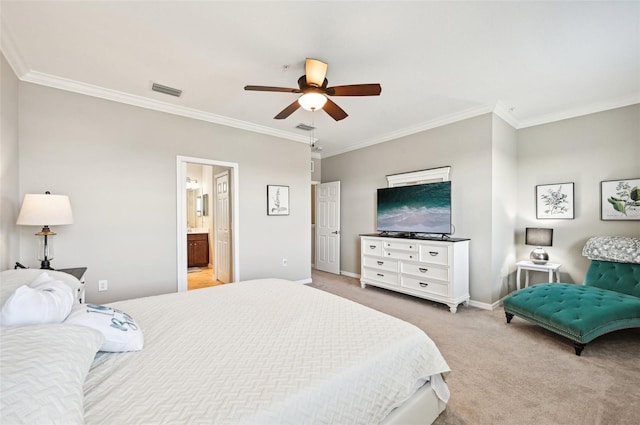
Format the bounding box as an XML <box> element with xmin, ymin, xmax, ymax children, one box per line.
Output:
<box><xmin>17</xmin><ymin>83</ymin><xmax>311</xmax><ymax>303</ymax></box>
<box><xmin>6</xmin><ymin>44</ymin><xmax>637</xmax><ymax>305</ymax></box>
<box><xmin>321</xmin><ymin>114</ymin><xmax>495</xmax><ymax>303</ymax></box>
<box><xmin>322</xmin><ymin>104</ymin><xmax>639</xmax><ymax>305</ymax></box>
<box><xmin>0</xmin><ymin>53</ymin><xmax>20</xmax><ymax>271</ymax></box>
<box><xmin>311</xmin><ymin>157</ymin><xmax>321</xmax><ymax>182</ymax></box>
<box><xmin>491</xmin><ymin>115</ymin><xmax>518</xmax><ymax>300</ymax></box>
<box><xmin>516</xmin><ymin>104</ymin><xmax>640</xmax><ymax>285</ymax></box>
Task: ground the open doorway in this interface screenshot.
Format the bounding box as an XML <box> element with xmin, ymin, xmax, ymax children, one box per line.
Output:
<box><xmin>176</xmin><ymin>156</ymin><xmax>240</xmax><ymax>292</ymax></box>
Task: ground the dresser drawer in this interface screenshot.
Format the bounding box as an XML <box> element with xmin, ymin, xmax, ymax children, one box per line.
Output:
<box><xmin>419</xmin><ymin>244</ymin><xmax>449</xmax><ymax>265</ymax></box>
<box><xmin>401</xmin><ymin>262</ymin><xmax>449</xmax><ymax>282</ymax></box>
<box><xmin>362</xmin><ymin>240</ymin><xmax>383</xmax><ymax>257</ymax></box>
<box><xmin>385</xmin><ymin>250</ymin><xmax>418</xmax><ymax>261</ymax></box>
<box><xmin>383</xmin><ymin>241</ymin><xmax>418</xmax><ymax>252</ymax></box>
<box><xmin>401</xmin><ymin>276</ymin><xmax>449</xmax><ymax>297</ymax></box>
<box><xmin>363</xmin><ymin>268</ymin><xmax>399</xmax><ymax>286</ymax></box>
<box><xmin>363</xmin><ymin>256</ymin><xmax>398</xmax><ymax>272</ymax></box>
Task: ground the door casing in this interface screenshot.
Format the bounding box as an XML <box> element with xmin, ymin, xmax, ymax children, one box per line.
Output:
<box><xmin>176</xmin><ymin>156</ymin><xmax>240</xmax><ymax>291</ymax></box>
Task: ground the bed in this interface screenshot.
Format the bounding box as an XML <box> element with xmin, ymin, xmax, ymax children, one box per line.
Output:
<box><xmin>1</xmin><ymin>270</ymin><xmax>450</xmax><ymax>424</ymax></box>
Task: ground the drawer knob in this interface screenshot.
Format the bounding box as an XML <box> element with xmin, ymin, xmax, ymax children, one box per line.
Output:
<box><xmin>377</xmin><ymin>261</ymin><xmax>384</xmax><ymax>265</ymax></box>
<box><xmin>370</xmin><ymin>245</ymin><xmax>377</xmax><ymax>249</ymax></box>
<box><xmin>429</xmin><ymin>251</ymin><xmax>439</xmax><ymax>256</ymax></box>
<box><xmin>377</xmin><ymin>273</ymin><xmax>384</xmax><ymax>277</ymax></box>
<box><xmin>419</xmin><ymin>267</ymin><xmax>428</xmax><ymax>273</ymax></box>
<box><xmin>419</xmin><ymin>282</ymin><xmax>429</xmax><ymax>287</ymax></box>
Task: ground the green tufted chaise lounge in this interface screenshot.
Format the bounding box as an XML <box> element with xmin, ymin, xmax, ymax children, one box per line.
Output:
<box><xmin>503</xmin><ymin>236</ymin><xmax>640</xmax><ymax>356</ymax></box>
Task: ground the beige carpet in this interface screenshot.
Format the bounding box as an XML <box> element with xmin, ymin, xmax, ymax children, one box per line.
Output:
<box><xmin>309</xmin><ymin>270</ymin><xmax>640</xmax><ymax>425</ymax></box>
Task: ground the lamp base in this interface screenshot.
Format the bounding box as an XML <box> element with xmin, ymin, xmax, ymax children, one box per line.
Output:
<box><xmin>530</xmin><ymin>247</ymin><xmax>549</xmax><ymax>264</ymax></box>
<box><xmin>40</xmin><ymin>258</ymin><xmax>54</xmax><ymax>270</ymax></box>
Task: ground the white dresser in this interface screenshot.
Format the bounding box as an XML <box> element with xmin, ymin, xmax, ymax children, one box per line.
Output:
<box><xmin>360</xmin><ymin>235</ymin><xmax>470</xmax><ymax>313</ymax></box>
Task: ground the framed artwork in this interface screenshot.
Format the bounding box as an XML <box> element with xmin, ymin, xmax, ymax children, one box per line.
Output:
<box><xmin>600</xmin><ymin>178</ymin><xmax>640</xmax><ymax>220</ymax></box>
<box><xmin>267</xmin><ymin>185</ymin><xmax>290</xmax><ymax>216</ymax></box>
<box><xmin>536</xmin><ymin>182</ymin><xmax>574</xmax><ymax>219</ymax></box>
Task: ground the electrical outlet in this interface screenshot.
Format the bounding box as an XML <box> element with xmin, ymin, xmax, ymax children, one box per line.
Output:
<box><xmin>98</xmin><ymin>280</ymin><xmax>108</xmax><ymax>292</ymax></box>
<box><xmin>282</xmin><ymin>258</ymin><xmax>288</xmax><ymax>267</ymax></box>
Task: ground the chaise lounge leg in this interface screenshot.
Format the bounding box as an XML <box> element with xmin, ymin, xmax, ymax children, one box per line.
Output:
<box><xmin>573</xmin><ymin>342</ymin><xmax>585</xmax><ymax>356</ymax></box>
<box><xmin>505</xmin><ymin>312</ymin><xmax>514</xmax><ymax>323</ymax></box>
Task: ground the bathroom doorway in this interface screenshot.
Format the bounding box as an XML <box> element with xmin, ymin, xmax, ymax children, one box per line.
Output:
<box><xmin>176</xmin><ymin>156</ymin><xmax>239</xmax><ymax>292</ymax></box>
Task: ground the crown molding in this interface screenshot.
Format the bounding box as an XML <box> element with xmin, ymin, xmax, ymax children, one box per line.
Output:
<box><xmin>517</xmin><ymin>95</ymin><xmax>640</xmax><ymax>129</ymax></box>
<box><xmin>322</xmin><ymin>103</ymin><xmax>495</xmax><ymax>158</ymax></box>
<box><xmin>3</xmin><ymin>24</ymin><xmax>637</xmax><ymax>156</ymax></box>
<box><xmin>18</xmin><ymin>70</ymin><xmax>311</xmax><ymax>144</ymax></box>
<box><xmin>493</xmin><ymin>100</ymin><xmax>520</xmax><ymax>129</ymax></box>
<box><xmin>0</xmin><ymin>15</ymin><xmax>28</xmax><ymax>78</ymax></box>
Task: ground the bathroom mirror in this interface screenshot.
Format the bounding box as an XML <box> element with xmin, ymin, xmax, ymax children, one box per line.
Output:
<box><xmin>187</xmin><ymin>183</ymin><xmax>202</xmax><ymax>228</ymax></box>
<box><xmin>202</xmin><ymin>194</ymin><xmax>209</xmax><ymax>216</ymax></box>
<box><xmin>196</xmin><ymin>195</ymin><xmax>203</xmax><ymax>217</ymax></box>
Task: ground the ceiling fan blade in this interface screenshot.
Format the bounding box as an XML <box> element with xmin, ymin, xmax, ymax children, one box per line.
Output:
<box><xmin>274</xmin><ymin>100</ymin><xmax>301</xmax><ymax>120</ymax></box>
<box><xmin>244</xmin><ymin>85</ymin><xmax>301</xmax><ymax>93</ymax></box>
<box><xmin>323</xmin><ymin>98</ymin><xmax>348</xmax><ymax>121</ymax></box>
<box><xmin>305</xmin><ymin>58</ymin><xmax>328</xmax><ymax>87</ymax></box>
<box><xmin>326</xmin><ymin>84</ymin><xmax>382</xmax><ymax>96</ymax></box>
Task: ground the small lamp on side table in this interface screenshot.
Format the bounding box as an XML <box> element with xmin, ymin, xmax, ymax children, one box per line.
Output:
<box><xmin>525</xmin><ymin>227</ymin><xmax>553</xmax><ymax>265</ymax></box>
<box><xmin>16</xmin><ymin>191</ymin><xmax>74</xmax><ymax>269</ymax></box>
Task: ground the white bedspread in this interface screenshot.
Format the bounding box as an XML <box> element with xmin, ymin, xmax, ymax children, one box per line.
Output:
<box><xmin>83</xmin><ymin>279</ymin><xmax>450</xmax><ymax>424</ymax></box>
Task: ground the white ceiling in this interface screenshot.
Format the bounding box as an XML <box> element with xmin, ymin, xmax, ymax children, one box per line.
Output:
<box><xmin>1</xmin><ymin>1</ymin><xmax>638</xmax><ymax>157</ymax></box>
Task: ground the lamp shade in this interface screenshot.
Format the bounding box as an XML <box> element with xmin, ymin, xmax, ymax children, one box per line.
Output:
<box><xmin>16</xmin><ymin>193</ymin><xmax>74</xmax><ymax>226</ymax></box>
<box><xmin>525</xmin><ymin>228</ymin><xmax>553</xmax><ymax>247</ymax></box>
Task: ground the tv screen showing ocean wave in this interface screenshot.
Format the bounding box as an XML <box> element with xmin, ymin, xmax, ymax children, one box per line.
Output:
<box><xmin>376</xmin><ymin>181</ymin><xmax>451</xmax><ymax>234</ymax></box>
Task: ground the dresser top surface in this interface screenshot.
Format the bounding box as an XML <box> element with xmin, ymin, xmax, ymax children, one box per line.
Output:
<box><xmin>360</xmin><ymin>233</ymin><xmax>470</xmax><ymax>243</ymax></box>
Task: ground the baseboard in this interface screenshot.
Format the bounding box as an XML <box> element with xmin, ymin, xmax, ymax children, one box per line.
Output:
<box><xmin>340</xmin><ymin>270</ymin><xmax>361</xmax><ymax>279</ymax></box>
<box><xmin>467</xmin><ymin>299</ymin><xmax>502</xmax><ymax>311</ymax></box>
<box><xmin>317</xmin><ymin>270</ymin><xmax>503</xmax><ymax>311</ymax></box>
<box><xmin>296</xmin><ymin>277</ymin><xmax>313</xmax><ymax>285</ymax></box>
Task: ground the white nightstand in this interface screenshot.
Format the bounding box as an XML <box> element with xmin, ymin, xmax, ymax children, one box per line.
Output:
<box><xmin>58</xmin><ymin>267</ymin><xmax>87</xmax><ymax>303</ymax></box>
<box><xmin>516</xmin><ymin>261</ymin><xmax>561</xmax><ymax>290</ymax></box>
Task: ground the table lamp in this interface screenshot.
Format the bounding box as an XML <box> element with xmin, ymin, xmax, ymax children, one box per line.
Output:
<box><xmin>16</xmin><ymin>191</ymin><xmax>74</xmax><ymax>269</ymax></box>
<box><xmin>525</xmin><ymin>227</ymin><xmax>553</xmax><ymax>264</ymax></box>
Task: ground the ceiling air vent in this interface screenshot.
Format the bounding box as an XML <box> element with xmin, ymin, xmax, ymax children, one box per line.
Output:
<box><xmin>295</xmin><ymin>123</ymin><xmax>315</xmax><ymax>131</ymax></box>
<box><xmin>152</xmin><ymin>83</ymin><xmax>182</xmax><ymax>97</ymax></box>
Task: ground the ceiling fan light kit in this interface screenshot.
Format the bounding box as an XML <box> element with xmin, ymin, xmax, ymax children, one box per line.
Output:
<box><xmin>298</xmin><ymin>92</ymin><xmax>327</xmax><ymax>111</ymax></box>
<box><xmin>244</xmin><ymin>58</ymin><xmax>381</xmax><ymax>121</ymax></box>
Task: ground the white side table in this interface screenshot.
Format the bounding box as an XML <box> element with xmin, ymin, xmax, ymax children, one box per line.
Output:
<box><xmin>516</xmin><ymin>261</ymin><xmax>561</xmax><ymax>290</ymax></box>
<box><xmin>58</xmin><ymin>267</ymin><xmax>87</xmax><ymax>303</ymax></box>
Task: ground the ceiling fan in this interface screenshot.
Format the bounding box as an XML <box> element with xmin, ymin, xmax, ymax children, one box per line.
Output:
<box><xmin>244</xmin><ymin>58</ymin><xmax>382</xmax><ymax>121</ymax></box>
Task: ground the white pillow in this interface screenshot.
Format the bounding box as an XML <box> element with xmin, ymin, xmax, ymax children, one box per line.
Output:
<box><xmin>1</xmin><ymin>269</ymin><xmax>81</xmax><ymax>305</ymax></box>
<box><xmin>0</xmin><ymin>280</ymin><xmax>75</xmax><ymax>326</ymax></box>
<box><xmin>64</xmin><ymin>303</ymin><xmax>144</xmax><ymax>352</ymax></box>
<box><xmin>0</xmin><ymin>324</ymin><xmax>104</xmax><ymax>425</ymax></box>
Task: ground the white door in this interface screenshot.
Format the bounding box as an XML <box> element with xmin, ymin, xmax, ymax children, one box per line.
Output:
<box><xmin>316</xmin><ymin>181</ymin><xmax>340</xmax><ymax>274</ymax></box>
<box><xmin>215</xmin><ymin>171</ymin><xmax>231</xmax><ymax>283</ymax></box>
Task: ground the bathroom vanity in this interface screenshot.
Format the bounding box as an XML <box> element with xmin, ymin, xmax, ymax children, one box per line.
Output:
<box><xmin>187</xmin><ymin>232</ymin><xmax>209</xmax><ymax>267</ymax></box>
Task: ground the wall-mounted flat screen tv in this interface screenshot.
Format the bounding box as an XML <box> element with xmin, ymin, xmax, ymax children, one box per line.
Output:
<box><xmin>376</xmin><ymin>181</ymin><xmax>451</xmax><ymax>235</ymax></box>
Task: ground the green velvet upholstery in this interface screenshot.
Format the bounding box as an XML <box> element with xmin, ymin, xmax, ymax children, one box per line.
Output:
<box><xmin>584</xmin><ymin>260</ymin><xmax>640</xmax><ymax>297</ymax></box>
<box><xmin>503</xmin><ymin>260</ymin><xmax>640</xmax><ymax>355</ymax></box>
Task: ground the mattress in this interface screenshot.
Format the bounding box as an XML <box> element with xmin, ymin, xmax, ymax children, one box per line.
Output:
<box><xmin>83</xmin><ymin>279</ymin><xmax>450</xmax><ymax>424</ymax></box>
